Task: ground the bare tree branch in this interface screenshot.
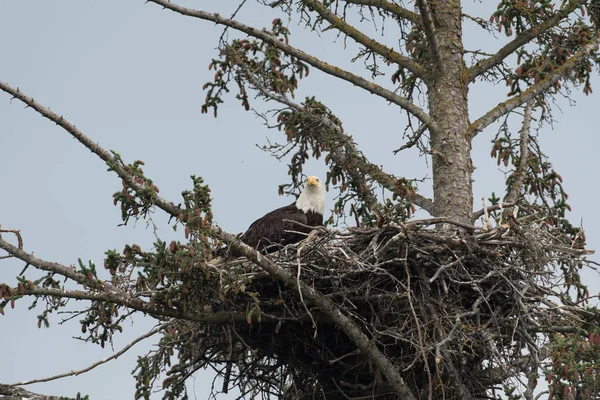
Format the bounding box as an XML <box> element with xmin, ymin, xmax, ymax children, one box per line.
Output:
<box><xmin>344</xmin><ymin>0</ymin><xmax>422</xmax><ymax>25</ymax></box>
<box><xmin>11</xmin><ymin>324</ymin><xmax>166</xmax><ymax>387</ymax></box>
<box><xmin>144</xmin><ymin>0</ymin><xmax>440</xmax><ymax>134</ymax></box>
<box><xmin>467</xmin><ymin>1</ymin><xmax>582</xmax><ymax>82</ymax></box>
<box><xmin>415</xmin><ymin>0</ymin><xmax>445</xmax><ymax>75</ymax></box>
<box><xmin>469</xmin><ymin>34</ymin><xmax>600</xmax><ymax>136</ymax></box>
<box><xmin>301</xmin><ymin>0</ymin><xmax>425</xmax><ymax>79</ymax></box>
<box><xmin>505</xmin><ymin>101</ymin><xmax>533</xmax><ymax>203</ymax></box>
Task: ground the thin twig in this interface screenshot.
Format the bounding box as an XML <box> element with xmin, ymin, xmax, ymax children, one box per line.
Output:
<box><xmin>393</xmin><ymin>124</ymin><xmax>427</xmax><ymax>154</ymax></box>
<box><xmin>11</xmin><ymin>323</ymin><xmax>166</xmax><ymax>386</ymax></box>
<box><xmin>218</xmin><ymin>0</ymin><xmax>248</xmax><ymax>45</ymax></box>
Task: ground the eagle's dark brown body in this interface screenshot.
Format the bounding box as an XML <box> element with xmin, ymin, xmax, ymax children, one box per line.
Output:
<box><xmin>240</xmin><ymin>202</ymin><xmax>323</xmax><ymax>253</ymax></box>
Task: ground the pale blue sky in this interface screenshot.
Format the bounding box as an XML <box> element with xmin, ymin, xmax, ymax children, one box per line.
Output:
<box><xmin>0</xmin><ymin>1</ymin><xmax>598</xmax><ymax>399</ymax></box>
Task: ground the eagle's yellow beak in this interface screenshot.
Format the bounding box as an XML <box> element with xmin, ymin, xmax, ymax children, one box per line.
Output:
<box><xmin>306</xmin><ymin>176</ymin><xmax>320</xmax><ymax>187</ymax></box>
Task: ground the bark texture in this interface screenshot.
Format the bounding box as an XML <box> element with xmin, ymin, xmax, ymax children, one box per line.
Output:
<box><xmin>427</xmin><ymin>1</ymin><xmax>473</xmax><ymax>224</ymax></box>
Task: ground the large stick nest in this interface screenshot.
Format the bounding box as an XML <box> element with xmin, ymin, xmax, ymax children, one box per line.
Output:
<box><xmin>170</xmin><ymin>206</ymin><xmax>594</xmax><ymax>399</ymax></box>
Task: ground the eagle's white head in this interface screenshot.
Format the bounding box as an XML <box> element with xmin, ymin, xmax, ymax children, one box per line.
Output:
<box><xmin>296</xmin><ymin>176</ymin><xmax>326</xmax><ymax>215</ymax></box>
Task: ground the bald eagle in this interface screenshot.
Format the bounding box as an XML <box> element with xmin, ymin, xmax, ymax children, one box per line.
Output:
<box><xmin>240</xmin><ymin>176</ymin><xmax>326</xmax><ymax>253</ymax></box>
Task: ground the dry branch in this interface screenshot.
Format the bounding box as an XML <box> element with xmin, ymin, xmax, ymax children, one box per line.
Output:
<box><xmin>473</xmin><ymin>201</ymin><xmax>516</xmax><ymax>220</ymax></box>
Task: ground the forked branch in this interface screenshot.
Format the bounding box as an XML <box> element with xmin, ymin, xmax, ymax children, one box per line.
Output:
<box><xmin>301</xmin><ymin>0</ymin><xmax>425</xmax><ymax>78</ymax></box>
<box><xmin>469</xmin><ymin>35</ymin><xmax>600</xmax><ymax>135</ymax></box>
<box><xmin>0</xmin><ymin>228</ymin><xmax>23</xmax><ymax>260</ymax></box>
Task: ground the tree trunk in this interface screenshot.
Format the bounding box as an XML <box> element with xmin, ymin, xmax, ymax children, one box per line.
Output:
<box><xmin>427</xmin><ymin>0</ymin><xmax>473</xmax><ymax>224</ymax></box>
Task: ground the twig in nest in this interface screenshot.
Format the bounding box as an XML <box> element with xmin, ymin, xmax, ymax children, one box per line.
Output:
<box><xmin>480</xmin><ymin>197</ymin><xmax>494</xmax><ymax>232</ymax></box>
<box><xmin>297</xmin><ymin>236</ymin><xmax>318</xmax><ymax>338</ymax></box>
<box><xmin>407</xmin><ymin>217</ymin><xmax>477</xmax><ymax>231</ymax></box>
<box><xmin>403</xmin><ymin>246</ymin><xmax>433</xmax><ymax>398</ymax></box>
<box><xmin>473</xmin><ymin>202</ymin><xmax>516</xmax><ymax>220</ymax></box>
<box><xmin>435</xmin><ymin>297</ymin><xmax>484</xmax><ymax>362</ymax></box>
